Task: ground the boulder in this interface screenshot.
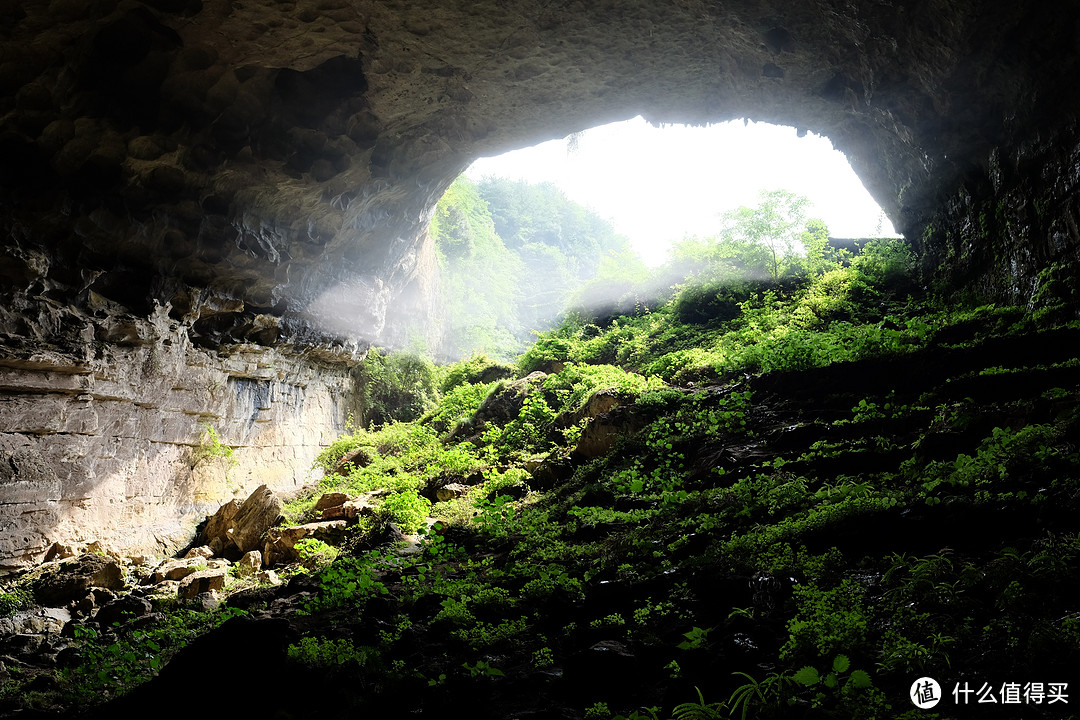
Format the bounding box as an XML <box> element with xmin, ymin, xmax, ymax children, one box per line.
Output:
<box><xmin>572</xmin><ymin>407</ymin><xmax>646</xmax><ymax>459</ymax></box>
<box><xmin>83</xmin><ymin>541</ymin><xmax>109</xmax><ymax>557</ymax></box>
<box><xmin>184</xmin><ymin>546</ymin><xmax>215</xmax><ymax>560</ymax></box>
<box><xmin>0</xmin><ymin>607</ymin><xmax>69</xmax><ymax>636</ymax></box>
<box><xmin>143</xmin><ymin>580</ymin><xmax>181</xmax><ymax>602</ymax></box>
<box><xmin>256</xmin><ymin>570</ymin><xmax>281</xmax><ymax>586</ymax></box>
<box><xmin>314</xmin><ymin>492</ymin><xmax>350</xmax><ymax>511</ymax></box>
<box><xmin>262</xmin><ymin>520</ymin><xmax>347</xmax><ymax>565</ymax></box>
<box><xmin>474</xmin><ymin>373</ymin><xmax>547</xmax><ymax>428</ymax></box>
<box><xmin>201</xmin><ymin>498</ymin><xmax>242</xmax><ymax>551</ymax></box>
<box><xmin>436</xmin><ymin>483</ymin><xmax>470</xmax><ymax>501</ymax></box>
<box><xmin>96</xmin><ymin>596</ymin><xmax>153</xmax><ymax>627</ymax></box>
<box><xmin>226</xmin><ymin>485</ymin><xmax>283</xmax><ymax>555</ymax></box>
<box><xmin>332</xmin><ymin>446</ymin><xmax>375</xmax><ymax>475</ymax></box>
<box><xmin>178</xmin><ymin>568</ymin><xmax>229</xmax><ymax>599</ymax></box>
<box><xmin>487</xmin><ymin>481</ymin><xmax>527</xmax><ymax>501</ymax></box>
<box><xmin>234</xmin><ymin>551</ymin><xmax>262</xmax><ymax>578</ymax></box>
<box><xmin>191</xmin><ymin>592</ymin><xmax>220</xmax><ymax>612</ymax></box>
<box><xmin>42</xmin><ymin>542</ymin><xmax>77</xmax><ymax>563</ymax></box>
<box><xmin>321</xmin><ymin>496</ymin><xmax>375</xmax><ymax>520</ymax></box>
<box><xmin>582</xmin><ymin>390</ymin><xmax>620</xmax><ymax>419</ymax></box>
<box><xmin>23</xmin><ymin>554</ymin><xmax>125</xmax><ymax>606</ymax></box>
<box><xmin>529</xmin><ymin>453</ymin><xmax>574</xmax><ymax>491</ymax></box>
<box><xmin>73</xmin><ymin>592</ymin><xmax>97</xmax><ymax>618</ymax></box>
<box><xmin>152</xmin><ymin>557</ymin><xmax>209</xmax><ymax>583</ymax></box>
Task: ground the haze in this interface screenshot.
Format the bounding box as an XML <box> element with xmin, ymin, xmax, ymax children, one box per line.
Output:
<box><xmin>467</xmin><ymin>116</ymin><xmax>898</xmax><ymax>266</ymax></box>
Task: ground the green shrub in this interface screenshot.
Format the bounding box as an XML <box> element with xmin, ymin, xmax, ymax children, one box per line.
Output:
<box><xmin>380</xmin><ymin>490</ymin><xmax>432</xmax><ymax>534</ymax></box>
<box><xmin>192</xmin><ymin>424</ymin><xmax>236</xmax><ymax>466</ymax></box>
<box><xmin>355</xmin><ymin>349</ymin><xmax>439</xmax><ymax>428</ymax></box>
<box><xmin>672</xmin><ymin>281</ymin><xmax>745</xmax><ymax>324</ymax></box>
<box><xmin>295</xmin><ymin>538</ymin><xmax>340</xmax><ymax>570</ymax></box>
<box><xmin>314</xmin><ymin>432</ymin><xmax>375</xmax><ymax>472</ymax></box>
<box><xmin>436</xmin><ymin>353</ymin><xmax>505</xmax><ymax>393</ymax></box>
<box><xmin>543</xmin><ymin>362</ymin><xmax>665</xmax><ymax>413</ymax></box>
<box><xmin>482</xmin><ymin>467</ymin><xmax>531</xmax><ymax>500</ymax></box>
<box><xmin>287</xmin><ymin>636</ymin><xmax>374</xmax><ymax>668</ymax></box>
<box><xmin>427</xmin><ymin>381</ymin><xmax>497</xmax><ymax>432</ymax></box>
<box><xmin>517</xmin><ymin>334</ymin><xmax>575</xmax><ymax>374</ymax></box>
<box><xmin>481</xmin><ymin>393</ymin><xmax>558</xmax><ymax>460</ymax></box>
<box><xmin>635</xmin><ymin>388</ymin><xmax>685</xmax><ymax>412</ymax></box>
<box><xmin>0</xmin><ymin>587</ymin><xmax>32</xmax><ymax>616</ymax></box>
<box><xmin>299</xmin><ymin>554</ymin><xmax>389</xmax><ymax>615</ymax></box>
<box><xmin>851</xmin><ymin>238</ymin><xmax>914</xmax><ymax>289</ymax></box>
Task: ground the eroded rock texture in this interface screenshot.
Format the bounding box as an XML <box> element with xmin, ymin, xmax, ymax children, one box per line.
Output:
<box><xmin>2</xmin><ymin>0</ymin><xmax>1079</xmax><ymax>566</ymax></box>
<box><xmin>0</xmin><ymin>297</ymin><xmax>355</xmax><ymax>570</ymax></box>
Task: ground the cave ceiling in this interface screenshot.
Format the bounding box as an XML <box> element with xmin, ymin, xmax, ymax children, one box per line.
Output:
<box><xmin>2</xmin><ymin>0</ymin><xmax>1078</xmax><ymax>346</ymax></box>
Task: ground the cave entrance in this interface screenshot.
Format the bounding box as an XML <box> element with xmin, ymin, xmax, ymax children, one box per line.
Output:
<box><xmin>466</xmin><ymin>116</ymin><xmax>898</xmax><ymax>266</ymax></box>
<box><xmin>426</xmin><ymin>116</ymin><xmax>902</xmax><ymax>361</ymax></box>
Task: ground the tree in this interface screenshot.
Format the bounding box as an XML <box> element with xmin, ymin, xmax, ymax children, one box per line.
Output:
<box><xmin>718</xmin><ymin>190</ymin><xmax>811</xmax><ymax>281</ymax></box>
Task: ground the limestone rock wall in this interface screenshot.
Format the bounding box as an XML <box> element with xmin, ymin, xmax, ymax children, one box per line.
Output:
<box><xmin>917</xmin><ymin>122</ymin><xmax>1080</xmax><ymax>307</ymax></box>
<box><xmin>0</xmin><ymin>297</ymin><xmax>358</xmax><ymax>572</ymax></box>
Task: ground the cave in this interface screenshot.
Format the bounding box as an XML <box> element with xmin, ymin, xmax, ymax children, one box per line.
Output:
<box><xmin>2</xmin><ymin>0</ymin><xmax>1079</xmax><ymax>586</ymax></box>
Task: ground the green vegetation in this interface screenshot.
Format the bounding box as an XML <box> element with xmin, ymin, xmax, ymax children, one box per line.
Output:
<box><xmin>0</xmin><ymin>605</ymin><xmax>248</xmax><ymax>712</ymax></box>
<box><xmin>245</xmin><ymin>187</ymin><xmax>1075</xmax><ymax>718</ymax></box>
<box><xmin>191</xmin><ymin>424</ymin><xmax>236</xmax><ymax>466</ymax></box>
<box><xmin>351</xmin><ymin>349</ymin><xmax>439</xmax><ymax>428</ymax></box>
<box><xmin>428</xmin><ymin>176</ymin><xmax>646</xmax><ymax>360</ymax></box>
<box><xmin>10</xmin><ymin>184</ymin><xmax>1080</xmax><ymax>720</ymax></box>
<box><xmin>0</xmin><ymin>587</ymin><xmax>32</xmax><ymax>616</ymax></box>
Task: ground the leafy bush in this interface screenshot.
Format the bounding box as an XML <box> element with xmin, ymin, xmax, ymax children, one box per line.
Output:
<box><xmin>436</xmin><ymin>353</ymin><xmax>506</xmax><ymax>393</ymax></box>
<box><xmin>427</xmin><ymin>381</ymin><xmax>497</xmax><ymax>433</ymax></box>
<box><xmin>192</xmin><ymin>424</ymin><xmax>236</xmax><ymax>467</ymax></box>
<box><xmin>851</xmin><ymin>238</ymin><xmax>914</xmax><ymax>289</ymax></box>
<box><xmin>481</xmin><ymin>393</ymin><xmax>558</xmax><ymax>460</ymax></box>
<box><xmin>482</xmin><ymin>467</ymin><xmax>531</xmax><ymax>500</ymax></box>
<box><xmin>0</xmin><ymin>587</ymin><xmax>32</xmax><ymax>616</ymax></box>
<box><xmin>517</xmin><ymin>335</ymin><xmax>575</xmax><ymax>374</ymax></box>
<box><xmin>781</xmin><ymin>579</ymin><xmax>873</xmax><ymax>660</ymax></box>
<box><xmin>380</xmin><ymin>490</ymin><xmax>432</xmax><ymax>534</ymax></box>
<box><xmin>299</xmin><ymin>554</ymin><xmax>389</xmax><ymax>615</ymax></box>
<box><xmin>542</xmin><ymin>362</ymin><xmax>665</xmax><ymax>414</ymax></box>
<box><xmin>634</xmin><ymin>388</ymin><xmax>685</xmax><ymax>412</ymax></box>
<box><xmin>672</xmin><ymin>281</ymin><xmax>746</xmax><ymax>324</ymax></box>
<box><xmin>295</xmin><ymin>538</ymin><xmax>339</xmax><ymax>570</ymax></box>
<box><xmin>314</xmin><ymin>432</ymin><xmax>376</xmax><ymax>472</ymax></box>
<box><xmin>354</xmin><ymin>349</ymin><xmax>438</xmax><ymax>428</ymax></box>
<box><xmin>287</xmin><ymin>636</ymin><xmax>374</xmax><ymax>668</ymax></box>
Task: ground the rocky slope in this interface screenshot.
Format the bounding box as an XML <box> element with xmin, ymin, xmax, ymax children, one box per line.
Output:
<box><xmin>2</xmin><ymin>282</ymin><xmax>1078</xmax><ymax>719</ymax></box>
<box><xmin>3</xmin><ymin>0</ymin><xmax>1080</xmax><ymax>578</ymax></box>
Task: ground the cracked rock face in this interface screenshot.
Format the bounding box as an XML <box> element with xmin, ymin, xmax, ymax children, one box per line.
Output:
<box><xmin>2</xmin><ymin>0</ymin><xmax>1080</xmax><ymax>566</ymax></box>
<box><xmin>0</xmin><ymin>297</ymin><xmax>358</xmax><ymax>570</ymax></box>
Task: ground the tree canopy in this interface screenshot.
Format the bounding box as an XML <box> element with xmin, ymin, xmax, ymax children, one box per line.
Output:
<box><xmin>428</xmin><ymin>181</ymin><xmax>841</xmax><ymax>360</ymax></box>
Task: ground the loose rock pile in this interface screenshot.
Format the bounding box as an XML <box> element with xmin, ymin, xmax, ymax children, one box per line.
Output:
<box><xmin>0</xmin><ymin>482</ymin><xmax>384</xmax><ymax>693</ymax></box>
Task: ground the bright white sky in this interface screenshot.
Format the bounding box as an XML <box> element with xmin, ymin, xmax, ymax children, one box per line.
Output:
<box><xmin>467</xmin><ymin>116</ymin><xmax>898</xmax><ymax>265</ymax></box>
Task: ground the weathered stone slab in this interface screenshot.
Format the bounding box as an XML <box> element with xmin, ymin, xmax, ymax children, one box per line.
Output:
<box><xmin>152</xmin><ymin>557</ymin><xmax>209</xmax><ymax>583</ymax></box>
<box><xmin>179</xmin><ymin>568</ymin><xmax>229</xmax><ymax>599</ymax></box>
<box><xmin>227</xmin><ymin>485</ymin><xmax>283</xmax><ymax>554</ymax></box>
<box><xmin>22</xmin><ymin>554</ymin><xmax>125</xmax><ymax>606</ymax></box>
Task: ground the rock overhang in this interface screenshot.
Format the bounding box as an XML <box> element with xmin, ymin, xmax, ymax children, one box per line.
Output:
<box><xmin>4</xmin><ymin>0</ymin><xmax>1079</xmax><ymax>347</ymax></box>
